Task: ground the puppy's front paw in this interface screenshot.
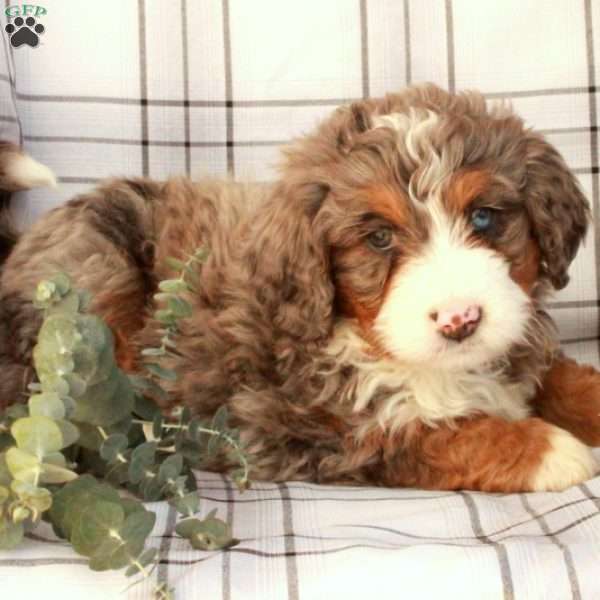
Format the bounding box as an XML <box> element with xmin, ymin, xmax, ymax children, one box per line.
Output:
<box><xmin>529</xmin><ymin>427</ymin><xmax>598</xmax><ymax>492</ymax></box>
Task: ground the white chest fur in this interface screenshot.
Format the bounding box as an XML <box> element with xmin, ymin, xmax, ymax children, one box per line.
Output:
<box><xmin>323</xmin><ymin>322</ymin><xmax>534</xmax><ymax>434</ymax></box>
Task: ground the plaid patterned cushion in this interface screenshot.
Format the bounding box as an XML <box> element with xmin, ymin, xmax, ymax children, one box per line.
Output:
<box><xmin>1</xmin><ymin>2</ymin><xmax>600</xmax><ymax>598</ymax></box>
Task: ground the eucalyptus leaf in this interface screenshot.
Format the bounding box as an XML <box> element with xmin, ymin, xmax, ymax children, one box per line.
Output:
<box><xmin>11</xmin><ymin>416</ymin><xmax>64</xmax><ymax>457</ymax></box>
<box><xmin>100</xmin><ymin>433</ymin><xmax>129</xmax><ymax>464</ymax></box>
<box><xmin>55</xmin><ymin>420</ymin><xmax>80</xmax><ymax>448</ymax></box>
<box><xmin>152</xmin><ymin>413</ymin><xmax>164</xmax><ymax>439</ymax></box>
<box><xmin>119</xmin><ymin>508</ymin><xmax>156</xmax><ymax>547</ymax></box>
<box><xmin>71</xmin><ymin>500</ymin><xmax>125</xmax><ymax>557</ymax></box>
<box><xmin>211</xmin><ymin>406</ymin><xmax>228</xmax><ymax>432</ymax></box>
<box><xmin>124</xmin><ymin>547</ymin><xmax>158</xmax><ymax>577</ymax></box>
<box><xmin>72</xmin><ymin>371</ymin><xmax>134</xmax><ymax>427</ymax></box>
<box><xmin>167</xmin><ymin>296</ymin><xmax>192</xmax><ymax>318</ymax></box>
<box><xmin>169</xmin><ymin>491</ymin><xmax>199</xmax><ymax>517</ymax></box>
<box><xmin>5</xmin><ymin>447</ymin><xmax>41</xmax><ymax>484</ymax></box>
<box><xmin>0</xmin><ymin>519</ymin><xmax>24</xmax><ymax>549</ymax></box>
<box><xmin>157</xmin><ymin>453</ymin><xmax>183</xmax><ymax>486</ymax></box>
<box><xmin>158</xmin><ymin>279</ymin><xmax>188</xmax><ymax>294</ymax></box>
<box><xmin>28</xmin><ymin>392</ymin><xmax>66</xmax><ymax>420</ymax></box>
<box><xmin>39</xmin><ymin>462</ymin><xmax>79</xmax><ymax>484</ymax></box>
<box><xmin>128</xmin><ymin>442</ymin><xmax>157</xmax><ymax>484</ymax></box>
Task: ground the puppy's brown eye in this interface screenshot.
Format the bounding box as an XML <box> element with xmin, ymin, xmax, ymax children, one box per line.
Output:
<box><xmin>367</xmin><ymin>228</ymin><xmax>393</xmax><ymax>251</ymax></box>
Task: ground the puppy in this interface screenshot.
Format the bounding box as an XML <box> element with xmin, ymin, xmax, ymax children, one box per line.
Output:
<box><xmin>1</xmin><ymin>84</ymin><xmax>599</xmax><ymax>492</ymax></box>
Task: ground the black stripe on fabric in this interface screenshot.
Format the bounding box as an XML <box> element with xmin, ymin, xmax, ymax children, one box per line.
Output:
<box><xmin>15</xmin><ymin>92</ymin><xmax>357</xmax><ymax>107</ymax></box>
<box><xmin>181</xmin><ymin>0</ymin><xmax>191</xmax><ymax>175</ymax></box>
<box><xmin>548</xmin><ymin>299</ymin><xmax>600</xmax><ymax>309</ymax></box>
<box><xmin>26</xmin><ymin>135</ymin><xmax>284</xmax><ymax>148</ymax></box>
<box><xmin>186</xmin><ymin>492</ymin><xmax>457</xmax><ymax>504</ymax></box>
<box><xmin>561</xmin><ymin>335</ymin><xmax>600</xmax><ymax>346</ymax></box>
<box><xmin>404</xmin><ymin>0</ymin><xmax>412</xmax><ymax>85</ymax></box>
<box><xmin>584</xmin><ymin>0</ymin><xmax>600</xmax><ymax>362</ymax></box>
<box><xmin>339</xmin><ymin>501</ymin><xmax>600</xmax><ymax>542</ymax></box>
<box><xmin>2</xmin><ymin>0</ymin><xmax>22</xmax><ymax>146</ymax></box>
<box><xmin>156</xmin><ymin>503</ymin><xmax>178</xmax><ymax>593</ymax></box>
<box><xmin>460</xmin><ymin>493</ymin><xmax>514</xmax><ymax>600</ymax></box>
<box><xmin>520</xmin><ymin>494</ymin><xmax>582</xmax><ymax>599</ymax></box>
<box><xmin>0</xmin><ymin>558</ymin><xmax>89</xmax><ymax>566</ymax></box>
<box><xmin>138</xmin><ymin>0</ymin><xmax>149</xmax><ymax>175</ymax></box>
<box><xmin>444</xmin><ymin>0</ymin><xmax>456</xmax><ymax>94</ymax></box>
<box><xmin>359</xmin><ymin>0</ymin><xmax>370</xmax><ymax>99</ymax></box>
<box><xmin>222</xmin><ymin>0</ymin><xmax>234</xmax><ymax>174</ymax></box>
<box><xmin>12</xmin><ymin>86</ymin><xmax>600</xmax><ymax>107</ymax></box>
<box><xmin>278</xmin><ymin>483</ymin><xmax>300</xmax><ymax>600</ymax></box>
<box><xmin>220</xmin><ymin>474</ymin><xmax>233</xmax><ymax>600</ymax></box>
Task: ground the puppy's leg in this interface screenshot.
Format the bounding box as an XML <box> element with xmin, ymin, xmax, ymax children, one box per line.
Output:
<box><xmin>533</xmin><ymin>354</ymin><xmax>600</xmax><ymax>446</ymax></box>
<box><xmin>384</xmin><ymin>416</ymin><xmax>597</xmax><ymax>492</ymax></box>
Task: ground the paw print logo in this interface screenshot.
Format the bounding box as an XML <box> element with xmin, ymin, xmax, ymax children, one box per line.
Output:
<box><xmin>5</xmin><ymin>17</ymin><xmax>45</xmax><ymax>48</ymax></box>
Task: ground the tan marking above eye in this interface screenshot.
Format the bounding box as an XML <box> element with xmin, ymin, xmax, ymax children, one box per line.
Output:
<box><xmin>363</xmin><ymin>184</ymin><xmax>410</xmax><ymax>228</ymax></box>
<box><xmin>445</xmin><ymin>168</ymin><xmax>491</xmax><ymax>214</ymax></box>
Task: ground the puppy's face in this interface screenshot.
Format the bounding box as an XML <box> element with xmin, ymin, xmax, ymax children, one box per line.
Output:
<box><xmin>293</xmin><ymin>90</ymin><xmax>589</xmax><ymax>370</ymax></box>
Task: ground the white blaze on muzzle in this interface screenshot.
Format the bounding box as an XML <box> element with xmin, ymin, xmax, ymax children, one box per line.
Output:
<box><xmin>372</xmin><ymin>200</ymin><xmax>531</xmax><ymax>370</ymax></box>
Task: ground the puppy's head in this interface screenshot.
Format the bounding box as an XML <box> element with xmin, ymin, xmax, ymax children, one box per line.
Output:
<box><xmin>263</xmin><ymin>84</ymin><xmax>589</xmax><ymax>370</ymax></box>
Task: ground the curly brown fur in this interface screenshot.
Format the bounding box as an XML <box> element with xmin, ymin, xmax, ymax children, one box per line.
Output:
<box><xmin>0</xmin><ymin>84</ymin><xmax>597</xmax><ymax>492</ymax></box>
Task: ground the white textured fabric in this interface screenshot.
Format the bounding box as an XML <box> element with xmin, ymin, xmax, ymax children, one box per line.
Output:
<box><xmin>4</xmin><ymin>467</ymin><xmax>600</xmax><ymax>600</ymax></box>
<box><xmin>0</xmin><ymin>1</ymin><xmax>600</xmax><ymax>598</ymax></box>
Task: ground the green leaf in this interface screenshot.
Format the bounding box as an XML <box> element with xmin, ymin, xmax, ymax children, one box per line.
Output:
<box><xmin>164</xmin><ymin>257</ymin><xmax>186</xmax><ymax>271</ymax></box>
<box><xmin>144</xmin><ymin>363</ymin><xmax>178</xmax><ymax>381</ymax></box>
<box><xmin>141</xmin><ymin>347</ymin><xmax>166</xmax><ymax>357</ymax></box>
<box><xmin>39</xmin><ymin>462</ymin><xmax>79</xmax><ymax>484</ymax></box>
<box><xmin>72</xmin><ymin>370</ymin><xmax>134</xmax><ymax>427</ymax></box>
<box><xmin>169</xmin><ymin>491</ymin><xmax>199</xmax><ymax>517</ymax></box>
<box><xmin>158</xmin><ymin>279</ymin><xmax>188</xmax><ymax>294</ymax></box>
<box><xmin>38</xmin><ymin>373</ymin><xmax>70</xmax><ymax>397</ymax></box>
<box><xmin>167</xmin><ymin>296</ymin><xmax>192</xmax><ymax>318</ymax></box>
<box><xmin>28</xmin><ymin>392</ymin><xmax>66</xmax><ymax>420</ymax></box>
<box><xmin>124</xmin><ymin>547</ymin><xmax>158</xmax><ymax>577</ymax></box>
<box><xmin>87</xmin><ymin>536</ymin><xmax>127</xmax><ymax>571</ymax></box>
<box><xmin>154</xmin><ymin>309</ymin><xmax>177</xmax><ymax>325</ymax></box>
<box><xmin>49</xmin><ymin>291</ymin><xmax>80</xmax><ymax>315</ymax></box>
<box><xmin>152</xmin><ymin>413</ymin><xmax>164</xmax><ymax>439</ymax></box>
<box><xmin>11</xmin><ymin>416</ymin><xmax>64</xmax><ymax>457</ymax></box>
<box><xmin>10</xmin><ymin>481</ymin><xmax>52</xmax><ymax>518</ymax></box>
<box><xmin>211</xmin><ymin>406</ymin><xmax>229</xmax><ymax>432</ymax></box>
<box><xmin>5</xmin><ymin>404</ymin><xmax>28</xmax><ymax>420</ymax></box>
<box><xmin>35</xmin><ymin>279</ymin><xmax>57</xmax><ymax>304</ymax></box>
<box><xmin>138</xmin><ymin>475</ymin><xmax>163</xmax><ymax>502</ymax></box>
<box><xmin>51</xmin><ymin>272</ymin><xmax>72</xmax><ymax>296</ymax></box>
<box><xmin>49</xmin><ymin>476</ymin><xmax>120</xmax><ymax>540</ymax></box>
<box><xmin>132</xmin><ymin>388</ymin><xmax>163</xmax><ymax>418</ymax></box>
<box><xmin>175</xmin><ymin>515</ymin><xmax>238</xmax><ymax>551</ymax></box>
<box><xmin>71</xmin><ymin>500</ymin><xmax>125</xmax><ymax>557</ymax></box>
<box><xmin>157</xmin><ymin>453</ymin><xmax>183</xmax><ymax>485</ymax></box>
<box><xmin>100</xmin><ymin>433</ymin><xmax>129</xmax><ymax>464</ymax></box>
<box><xmin>120</xmin><ymin>508</ymin><xmax>156</xmax><ymax>548</ymax></box>
<box><xmin>55</xmin><ymin>420</ymin><xmax>79</xmax><ymax>448</ymax></box>
<box><xmin>128</xmin><ymin>442</ymin><xmax>157</xmax><ymax>484</ymax></box>
<box><xmin>87</xmin><ymin>508</ymin><xmax>154</xmax><ymax>571</ymax></box>
<box><xmin>0</xmin><ymin>519</ymin><xmax>24</xmax><ymax>549</ymax></box>
<box><xmin>5</xmin><ymin>447</ymin><xmax>41</xmax><ymax>483</ymax></box>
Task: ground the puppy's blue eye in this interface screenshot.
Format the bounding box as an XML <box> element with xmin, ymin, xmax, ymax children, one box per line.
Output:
<box><xmin>470</xmin><ymin>207</ymin><xmax>494</xmax><ymax>232</ymax></box>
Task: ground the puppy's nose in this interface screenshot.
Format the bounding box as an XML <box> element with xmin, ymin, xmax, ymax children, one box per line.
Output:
<box><xmin>430</xmin><ymin>304</ymin><xmax>482</xmax><ymax>342</ymax></box>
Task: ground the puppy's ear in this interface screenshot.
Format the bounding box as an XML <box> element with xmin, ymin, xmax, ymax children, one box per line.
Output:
<box><xmin>245</xmin><ymin>180</ymin><xmax>333</xmax><ymax>342</ymax></box>
<box><xmin>336</xmin><ymin>102</ymin><xmax>373</xmax><ymax>154</ymax></box>
<box><xmin>523</xmin><ymin>132</ymin><xmax>590</xmax><ymax>289</ymax></box>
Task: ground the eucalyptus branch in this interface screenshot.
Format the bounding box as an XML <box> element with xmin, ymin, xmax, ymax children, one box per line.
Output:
<box><xmin>0</xmin><ymin>256</ymin><xmax>249</xmax><ymax>598</ymax></box>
